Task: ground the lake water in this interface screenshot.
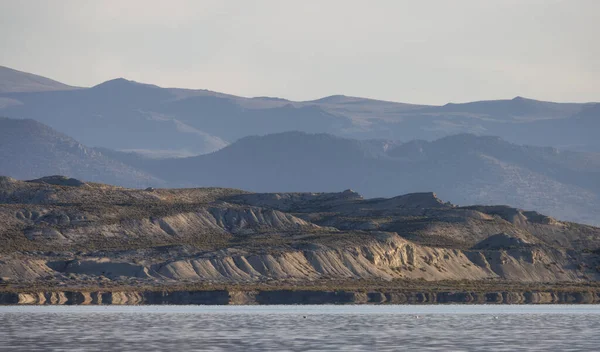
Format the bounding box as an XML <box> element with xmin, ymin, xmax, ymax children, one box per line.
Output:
<box><xmin>0</xmin><ymin>305</ymin><xmax>599</xmax><ymax>351</ymax></box>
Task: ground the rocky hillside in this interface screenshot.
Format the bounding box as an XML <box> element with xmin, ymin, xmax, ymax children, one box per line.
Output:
<box><xmin>0</xmin><ymin>117</ymin><xmax>162</xmax><ymax>188</ymax></box>
<box><xmin>1</xmin><ymin>177</ymin><xmax>600</xmax><ymax>294</ymax></box>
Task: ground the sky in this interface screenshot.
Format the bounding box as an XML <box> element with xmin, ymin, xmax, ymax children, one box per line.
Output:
<box><xmin>1</xmin><ymin>0</ymin><xmax>598</xmax><ymax>104</ymax></box>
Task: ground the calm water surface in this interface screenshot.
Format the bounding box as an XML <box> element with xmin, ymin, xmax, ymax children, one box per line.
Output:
<box><xmin>0</xmin><ymin>305</ymin><xmax>599</xmax><ymax>351</ymax></box>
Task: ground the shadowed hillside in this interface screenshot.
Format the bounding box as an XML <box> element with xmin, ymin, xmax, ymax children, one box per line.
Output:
<box><xmin>0</xmin><ymin>117</ymin><xmax>162</xmax><ymax>188</ymax></box>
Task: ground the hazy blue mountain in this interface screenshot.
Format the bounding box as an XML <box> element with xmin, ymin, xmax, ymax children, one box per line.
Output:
<box><xmin>0</xmin><ymin>78</ymin><xmax>230</xmax><ymax>156</ymax></box>
<box><xmin>0</xmin><ymin>117</ymin><xmax>163</xmax><ymax>187</ymax></box>
<box><xmin>0</xmin><ymin>66</ymin><xmax>598</xmax><ymax>156</ymax></box>
<box><xmin>364</xmin><ymin>98</ymin><xmax>599</xmax><ymax>150</ymax></box>
<box><xmin>420</xmin><ymin>96</ymin><xmax>587</xmax><ymax>121</ymax></box>
<box><xmin>2</xmin><ymin>113</ymin><xmax>598</xmax><ymax>224</ymax></box>
<box><xmin>0</xmin><ymin>76</ymin><xmax>350</xmax><ymax>156</ymax></box>
<box><xmin>111</xmin><ymin>132</ymin><xmax>600</xmax><ymax>225</ymax></box>
<box><xmin>564</xmin><ymin>104</ymin><xmax>600</xmax><ymax>151</ymax></box>
<box><xmin>160</xmin><ymin>95</ymin><xmax>351</xmax><ymax>141</ymax></box>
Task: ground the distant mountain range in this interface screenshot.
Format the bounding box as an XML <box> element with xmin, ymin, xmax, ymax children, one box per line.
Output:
<box><xmin>109</xmin><ymin>131</ymin><xmax>600</xmax><ymax>226</ymax></box>
<box><xmin>0</xmin><ymin>65</ymin><xmax>598</xmax><ymax>156</ymax></box>
<box><xmin>1</xmin><ymin>115</ymin><xmax>598</xmax><ymax>225</ymax></box>
<box><xmin>0</xmin><ymin>117</ymin><xmax>161</xmax><ymax>188</ymax></box>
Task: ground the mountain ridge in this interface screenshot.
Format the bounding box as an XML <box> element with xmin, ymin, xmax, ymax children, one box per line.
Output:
<box><xmin>2</xmin><ymin>65</ymin><xmax>599</xmax><ymax>155</ymax></box>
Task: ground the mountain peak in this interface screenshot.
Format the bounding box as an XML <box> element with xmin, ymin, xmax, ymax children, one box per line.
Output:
<box><xmin>307</xmin><ymin>95</ymin><xmax>355</xmax><ymax>104</ymax></box>
<box><xmin>511</xmin><ymin>96</ymin><xmax>543</xmax><ymax>103</ymax></box>
<box><xmin>92</xmin><ymin>78</ymin><xmax>159</xmax><ymax>90</ymax></box>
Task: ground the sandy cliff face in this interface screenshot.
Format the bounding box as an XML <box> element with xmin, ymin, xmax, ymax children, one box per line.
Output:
<box><xmin>0</xmin><ymin>232</ymin><xmax>592</xmax><ymax>284</ymax></box>
<box><xmin>152</xmin><ymin>234</ymin><xmax>583</xmax><ymax>282</ymax></box>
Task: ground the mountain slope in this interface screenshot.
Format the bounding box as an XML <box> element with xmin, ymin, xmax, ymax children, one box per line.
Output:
<box><xmin>118</xmin><ymin>132</ymin><xmax>600</xmax><ymax>225</ymax></box>
<box><xmin>387</xmin><ymin>135</ymin><xmax>600</xmax><ymax>225</ymax></box>
<box><xmin>0</xmin><ymin>117</ymin><xmax>162</xmax><ymax>187</ymax></box>
<box><xmin>0</xmin><ymin>66</ymin><xmax>78</xmax><ymax>93</ymax></box>
<box><xmin>129</xmin><ymin>132</ymin><xmax>398</xmax><ymax>193</ymax></box>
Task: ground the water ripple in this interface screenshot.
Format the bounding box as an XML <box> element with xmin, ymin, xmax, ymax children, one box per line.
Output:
<box><xmin>0</xmin><ymin>305</ymin><xmax>599</xmax><ymax>351</ymax></box>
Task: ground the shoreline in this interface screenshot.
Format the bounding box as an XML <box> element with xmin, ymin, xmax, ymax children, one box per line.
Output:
<box><xmin>2</xmin><ymin>287</ymin><xmax>600</xmax><ymax>305</ymax></box>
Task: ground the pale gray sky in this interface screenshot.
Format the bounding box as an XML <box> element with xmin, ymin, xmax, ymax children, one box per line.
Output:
<box><xmin>1</xmin><ymin>0</ymin><xmax>598</xmax><ymax>104</ymax></box>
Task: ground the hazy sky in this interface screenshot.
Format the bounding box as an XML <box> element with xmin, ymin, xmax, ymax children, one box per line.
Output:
<box><xmin>1</xmin><ymin>0</ymin><xmax>598</xmax><ymax>104</ymax></box>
